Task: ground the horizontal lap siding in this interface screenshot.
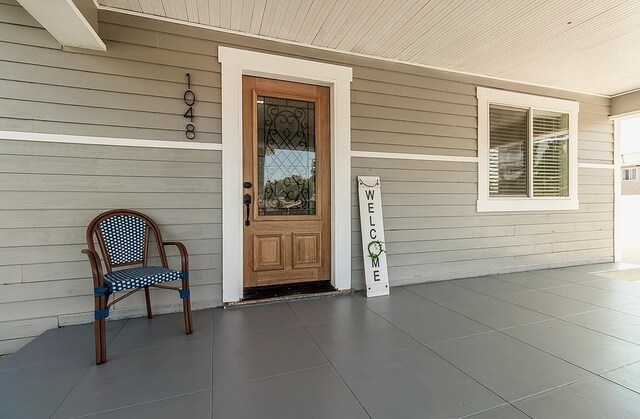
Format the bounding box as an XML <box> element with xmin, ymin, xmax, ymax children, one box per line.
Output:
<box><xmin>0</xmin><ymin>4</ymin><xmax>226</xmax><ymax>354</ymax></box>
<box><xmin>342</xmin><ymin>38</ymin><xmax>613</xmax><ymax>288</ymax></box>
<box><xmin>0</xmin><ymin>140</ymin><xmax>222</xmax><ymax>354</ymax></box>
<box><xmin>0</xmin><ymin>2</ymin><xmax>221</xmax><ymax>143</ymax></box>
<box><xmin>351</xmin><ymin>160</ymin><xmax>613</xmax><ymax>288</ymax></box>
<box><xmin>0</xmin><ymin>3</ymin><xmax>613</xmax><ymax>352</ymax></box>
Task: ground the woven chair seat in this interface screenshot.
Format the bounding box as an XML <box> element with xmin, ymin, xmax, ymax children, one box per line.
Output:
<box><xmin>104</xmin><ymin>266</ymin><xmax>183</xmax><ymax>292</ymax></box>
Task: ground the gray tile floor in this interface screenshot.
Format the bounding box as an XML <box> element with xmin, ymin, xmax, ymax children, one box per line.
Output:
<box><xmin>2</xmin><ymin>264</ymin><xmax>640</xmax><ymax>418</ymax></box>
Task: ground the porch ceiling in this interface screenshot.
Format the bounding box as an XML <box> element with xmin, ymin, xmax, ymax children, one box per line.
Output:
<box><xmin>98</xmin><ymin>0</ymin><xmax>640</xmax><ymax>97</ymax></box>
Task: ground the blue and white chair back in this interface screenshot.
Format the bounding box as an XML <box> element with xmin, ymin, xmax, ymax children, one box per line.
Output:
<box><xmin>98</xmin><ymin>215</ymin><xmax>147</xmax><ymax>266</ymax></box>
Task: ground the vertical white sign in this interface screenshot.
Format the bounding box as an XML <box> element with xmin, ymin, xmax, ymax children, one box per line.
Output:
<box><xmin>357</xmin><ymin>176</ymin><xmax>390</xmax><ymax>297</ymax></box>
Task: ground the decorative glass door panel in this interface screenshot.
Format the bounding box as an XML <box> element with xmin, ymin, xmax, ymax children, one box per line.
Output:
<box><xmin>242</xmin><ymin>76</ymin><xmax>331</xmax><ymax>289</ymax></box>
<box><xmin>257</xmin><ymin>96</ymin><xmax>316</xmax><ymax>216</ymax></box>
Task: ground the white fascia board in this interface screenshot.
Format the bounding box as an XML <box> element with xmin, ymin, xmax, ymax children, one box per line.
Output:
<box><xmin>17</xmin><ymin>0</ymin><xmax>106</xmax><ymax>51</ymax></box>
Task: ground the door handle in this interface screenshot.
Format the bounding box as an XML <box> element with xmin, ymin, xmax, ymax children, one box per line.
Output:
<box><xmin>243</xmin><ymin>193</ymin><xmax>252</xmax><ymax>226</ymax></box>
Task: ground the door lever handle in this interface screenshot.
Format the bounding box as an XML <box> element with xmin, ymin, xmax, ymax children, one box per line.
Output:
<box><xmin>243</xmin><ymin>193</ymin><xmax>252</xmax><ymax>226</ymax></box>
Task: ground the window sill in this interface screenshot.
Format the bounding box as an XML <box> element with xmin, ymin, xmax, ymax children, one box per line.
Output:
<box><xmin>477</xmin><ymin>198</ymin><xmax>579</xmax><ymax>212</ymax></box>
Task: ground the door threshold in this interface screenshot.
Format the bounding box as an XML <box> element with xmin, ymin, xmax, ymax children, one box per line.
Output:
<box><xmin>225</xmin><ymin>288</ymin><xmax>355</xmax><ymax>308</ymax></box>
<box><xmin>244</xmin><ymin>280</ymin><xmax>335</xmax><ymax>301</ymax></box>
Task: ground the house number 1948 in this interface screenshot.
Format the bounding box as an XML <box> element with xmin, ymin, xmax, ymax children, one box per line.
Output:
<box><xmin>184</xmin><ymin>73</ymin><xmax>196</xmax><ymax>140</ymax></box>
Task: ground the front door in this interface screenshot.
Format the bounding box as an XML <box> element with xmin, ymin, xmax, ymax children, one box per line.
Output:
<box><xmin>242</xmin><ymin>76</ymin><xmax>331</xmax><ymax>288</ymax></box>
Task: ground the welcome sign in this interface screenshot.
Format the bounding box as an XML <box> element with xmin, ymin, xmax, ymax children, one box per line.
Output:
<box><xmin>357</xmin><ymin>176</ymin><xmax>390</xmax><ymax>297</ymax></box>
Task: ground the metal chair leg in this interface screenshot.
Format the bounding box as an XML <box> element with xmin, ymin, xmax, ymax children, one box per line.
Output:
<box><xmin>94</xmin><ymin>318</ymin><xmax>102</xmax><ymax>365</ymax></box>
<box><xmin>94</xmin><ymin>294</ymin><xmax>108</xmax><ymax>365</ymax></box>
<box><xmin>98</xmin><ymin>317</ymin><xmax>107</xmax><ymax>364</ymax></box>
<box><xmin>181</xmin><ymin>278</ymin><xmax>193</xmax><ymax>335</ymax></box>
<box><xmin>184</xmin><ymin>296</ymin><xmax>193</xmax><ymax>334</ymax></box>
<box><xmin>144</xmin><ymin>286</ymin><xmax>153</xmax><ymax>319</ymax></box>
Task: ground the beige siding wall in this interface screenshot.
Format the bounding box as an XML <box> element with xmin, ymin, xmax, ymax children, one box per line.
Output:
<box><xmin>351</xmin><ymin>160</ymin><xmax>613</xmax><ymax>288</ymax></box>
<box><xmin>0</xmin><ymin>139</ymin><xmax>222</xmax><ymax>354</ymax></box>
<box><xmin>0</xmin><ymin>1</ymin><xmax>614</xmax><ymax>353</ymax></box>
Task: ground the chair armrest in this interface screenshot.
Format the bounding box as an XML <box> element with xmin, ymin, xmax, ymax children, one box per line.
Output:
<box><xmin>82</xmin><ymin>249</ymin><xmax>104</xmax><ymax>287</ymax></box>
<box><xmin>163</xmin><ymin>241</ymin><xmax>189</xmax><ymax>273</ymax></box>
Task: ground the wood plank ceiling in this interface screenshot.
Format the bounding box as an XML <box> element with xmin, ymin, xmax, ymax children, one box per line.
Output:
<box><xmin>98</xmin><ymin>0</ymin><xmax>640</xmax><ymax>96</ymax></box>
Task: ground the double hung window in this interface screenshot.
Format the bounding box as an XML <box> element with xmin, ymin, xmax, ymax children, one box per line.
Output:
<box><xmin>477</xmin><ymin>88</ymin><xmax>579</xmax><ymax>212</ymax></box>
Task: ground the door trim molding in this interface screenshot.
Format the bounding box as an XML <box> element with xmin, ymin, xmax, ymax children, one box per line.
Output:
<box><xmin>218</xmin><ymin>46</ymin><xmax>353</xmax><ymax>303</ymax></box>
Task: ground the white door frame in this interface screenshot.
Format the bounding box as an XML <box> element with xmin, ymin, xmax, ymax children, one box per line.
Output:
<box><xmin>218</xmin><ymin>46</ymin><xmax>353</xmax><ymax>302</ymax></box>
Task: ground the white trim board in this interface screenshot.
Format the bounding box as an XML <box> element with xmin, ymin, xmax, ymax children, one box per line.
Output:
<box><xmin>17</xmin><ymin>0</ymin><xmax>106</xmax><ymax>50</ymax></box>
<box><xmin>351</xmin><ymin>150</ymin><xmax>478</xmax><ymax>163</ymax></box>
<box><xmin>97</xmin><ymin>5</ymin><xmax>613</xmax><ymax>99</ymax></box>
<box><xmin>0</xmin><ymin>130</ymin><xmax>222</xmax><ymax>150</ymax></box>
<box><xmin>578</xmin><ymin>163</ymin><xmax>615</xmax><ymax>170</ymax></box>
<box><xmin>614</xmin><ymin>119</ymin><xmax>622</xmax><ymax>262</ymax></box>
<box><xmin>352</xmin><ymin>150</ymin><xmax>612</xmax><ymax>169</ymax></box>
<box><xmin>218</xmin><ymin>46</ymin><xmax>353</xmax><ymax>303</ymax></box>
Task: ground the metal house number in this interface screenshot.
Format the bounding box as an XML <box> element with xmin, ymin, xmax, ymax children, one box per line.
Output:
<box><xmin>184</xmin><ymin>73</ymin><xmax>196</xmax><ymax>140</ymax></box>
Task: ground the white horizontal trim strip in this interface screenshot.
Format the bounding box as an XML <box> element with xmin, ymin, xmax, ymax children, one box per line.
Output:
<box><xmin>98</xmin><ymin>6</ymin><xmax>610</xmax><ymax>99</ymax></box>
<box><xmin>578</xmin><ymin>162</ymin><xmax>615</xmax><ymax>170</ymax></box>
<box><xmin>477</xmin><ymin>198</ymin><xmax>579</xmax><ymax>212</ymax></box>
<box><xmin>351</xmin><ymin>150</ymin><xmax>478</xmax><ymax>163</ymax></box>
<box><xmin>0</xmin><ymin>131</ymin><xmax>222</xmax><ymax>150</ymax></box>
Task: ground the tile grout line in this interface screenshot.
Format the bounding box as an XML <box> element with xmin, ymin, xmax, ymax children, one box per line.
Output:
<box><xmin>286</xmin><ymin>302</ymin><xmax>374</xmax><ymax>419</ymax></box>
<box><xmin>598</xmin><ymin>367</ymin><xmax>640</xmax><ymax>396</ymax></box>
<box><xmin>506</xmin><ymin>375</ymin><xmax>595</xmax><ymax>405</ymax></box>
<box><xmin>598</xmin><ymin>357</ymin><xmax>640</xmax><ymax>381</ymax></box>
<box><xmin>402</xmin><ymin>285</ymin><xmax>601</xmax><ymax>375</ymax></box>
<box><xmin>402</xmin><ymin>283</ymin><xmax>640</xmax><ymax>401</ymax></box>
<box><xmin>48</xmin><ymin>318</ymin><xmax>130</xmax><ymax>419</ymax></box>
<box><xmin>473</xmin><ymin>281</ymin><xmax>640</xmax><ymax>349</ymax></box>
<box><xmin>210</xmin><ymin>363</ymin><xmax>330</xmax><ymax>391</ymax></box>
<box><xmin>59</xmin><ymin>310</ymin><xmax>217</xmax><ymax>419</ymax></box>
<box><xmin>109</xmin><ymin>335</ymin><xmax>213</xmax><ymax>356</ymax></box>
<box><xmin>490</xmin><ymin>292</ymin><xmax>602</xmax><ymax>319</ymax></box>
<box><xmin>398</xmin><ymin>286</ymin><xmax>637</xmax><ymax>406</ymax></box>
<box><xmin>451</xmin><ymin>276</ymin><xmax>548</xmax><ymax>298</ymax></box>
<box><xmin>375</xmin><ymin>288</ymin><xmax>512</xmax><ymax>414</ymax></box>
<box><xmin>554</xmin><ymin>314</ymin><xmax>640</xmax><ymax>349</ymax></box>
<box><xmin>210</xmin><ymin>308</ymin><xmax>214</xmax><ymax>419</ymax></box>
<box><xmin>515</xmin><ymin>269</ymin><xmax>640</xmax><ymax>300</ymax></box>
<box><xmin>534</xmin><ymin>286</ymin><xmax>640</xmax><ymax>311</ymax></box>
<box><xmin>461</xmin><ymin>402</ymin><xmax>534</xmax><ymax>419</ymax></box>
<box><xmin>67</xmin><ymin>389</ymin><xmax>213</xmax><ymax>419</ymax></box>
<box><xmin>0</xmin><ymin>355</ymin><xmax>96</xmax><ymax>373</ymax></box>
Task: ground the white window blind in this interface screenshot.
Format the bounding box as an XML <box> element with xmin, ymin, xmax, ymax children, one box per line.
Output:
<box><xmin>489</xmin><ymin>106</ymin><xmax>528</xmax><ymax>196</ymax></box>
<box><xmin>532</xmin><ymin>110</ymin><xmax>569</xmax><ymax>197</ymax></box>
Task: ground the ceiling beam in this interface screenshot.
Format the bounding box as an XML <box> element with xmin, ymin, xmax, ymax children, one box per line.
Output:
<box><xmin>16</xmin><ymin>0</ymin><xmax>106</xmax><ymax>51</ymax></box>
<box><xmin>612</xmin><ymin>90</ymin><xmax>640</xmax><ymax>119</ymax></box>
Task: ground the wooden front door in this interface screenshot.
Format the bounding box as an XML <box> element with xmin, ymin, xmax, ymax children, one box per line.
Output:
<box><xmin>242</xmin><ymin>76</ymin><xmax>331</xmax><ymax>288</ymax></box>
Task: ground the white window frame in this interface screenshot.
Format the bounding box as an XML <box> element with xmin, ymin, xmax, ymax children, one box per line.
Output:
<box><xmin>477</xmin><ymin>87</ymin><xmax>579</xmax><ymax>212</ymax></box>
<box><xmin>623</xmin><ymin>167</ymin><xmax>637</xmax><ymax>181</ymax></box>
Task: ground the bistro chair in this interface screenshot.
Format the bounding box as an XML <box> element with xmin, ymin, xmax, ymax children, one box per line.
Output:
<box><xmin>82</xmin><ymin>209</ymin><xmax>193</xmax><ymax>364</ymax></box>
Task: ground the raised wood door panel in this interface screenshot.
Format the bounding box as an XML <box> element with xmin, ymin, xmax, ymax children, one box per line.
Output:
<box><xmin>242</xmin><ymin>76</ymin><xmax>331</xmax><ymax>288</ymax></box>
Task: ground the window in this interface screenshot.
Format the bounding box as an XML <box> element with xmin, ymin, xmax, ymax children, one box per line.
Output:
<box><xmin>623</xmin><ymin>168</ymin><xmax>637</xmax><ymax>181</ymax></box>
<box><xmin>477</xmin><ymin>87</ymin><xmax>579</xmax><ymax>212</ymax></box>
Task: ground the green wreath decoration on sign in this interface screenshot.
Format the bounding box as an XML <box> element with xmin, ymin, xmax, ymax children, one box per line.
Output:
<box><xmin>367</xmin><ymin>240</ymin><xmax>385</xmax><ymax>264</ymax></box>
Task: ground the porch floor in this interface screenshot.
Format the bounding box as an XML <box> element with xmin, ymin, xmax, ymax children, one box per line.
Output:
<box><xmin>3</xmin><ymin>264</ymin><xmax>640</xmax><ymax>418</ymax></box>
